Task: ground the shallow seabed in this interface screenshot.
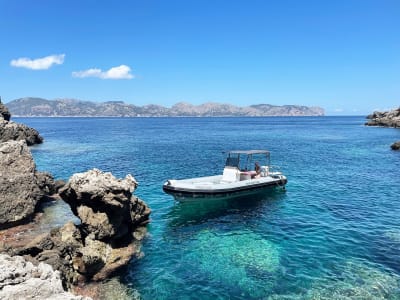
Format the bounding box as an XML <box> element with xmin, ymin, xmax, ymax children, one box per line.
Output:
<box><xmin>21</xmin><ymin>116</ymin><xmax>400</xmax><ymax>299</ymax></box>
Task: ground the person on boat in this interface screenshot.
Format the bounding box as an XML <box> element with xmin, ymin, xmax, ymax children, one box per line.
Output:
<box><xmin>253</xmin><ymin>162</ymin><xmax>261</xmax><ymax>178</ymax></box>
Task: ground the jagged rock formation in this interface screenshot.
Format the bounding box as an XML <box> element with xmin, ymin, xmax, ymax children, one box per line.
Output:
<box><xmin>0</xmin><ymin>253</ymin><xmax>91</xmax><ymax>300</ymax></box>
<box><xmin>8</xmin><ymin>169</ymin><xmax>150</xmax><ymax>289</ymax></box>
<box><xmin>0</xmin><ymin>140</ymin><xmax>57</xmax><ymax>229</ymax></box>
<box><xmin>7</xmin><ymin>97</ymin><xmax>325</xmax><ymax>117</ymax></box>
<box><xmin>0</xmin><ymin>120</ymin><xmax>43</xmax><ymax>145</ymax></box>
<box><xmin>365</xmin><ymin>107</ymin><xmax>400</xmax><ymax>150</ymax></box>
<box><xmin>365</xmin><ymin>108</ymin><xmax>400</xmax><ymax>127</ymax></box>
<box><xmin>0</xmin><ymin>102</ymin><xmax>11</xmax><ymax>121</ymax></box>
<box><xmin>0</xmin><ymin>101</ymin><xmax>43</xmax><ymax>145</ymax></box>
<box><xmin>59</xmin><ymin>169</ymin><xmax>150</xmax><ymax>242</ymax></box>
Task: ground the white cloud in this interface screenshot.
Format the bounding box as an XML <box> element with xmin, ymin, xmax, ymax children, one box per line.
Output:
<box><xmin>72</xmin><ymin>65</ymin><xmax>134</xmax><ymax>79</ymax></box>
<box><xmin>10</xmin><ymin>54</ymin><xmax>65</xmax><ymax>70</ymax></box>
<box><xmin>334</xmin><ymin>108</ymin><xmax>344</xmax><ymax>112</ymax></box>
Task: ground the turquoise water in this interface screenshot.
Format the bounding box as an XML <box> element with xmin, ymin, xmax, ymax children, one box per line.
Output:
<box><xmin>19</xmin><ymin>116</ymin><xmax>400</xmax><ymax>299</ymax></box>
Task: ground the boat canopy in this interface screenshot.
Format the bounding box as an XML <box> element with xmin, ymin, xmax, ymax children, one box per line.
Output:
<box><xmin>224</xmin><ymin>150</ymin><xmax>271</xmax><ymax>170</ymax></box>
<box><xmin>227</xmin><ymin>150</ymin><xmax>270</xmax><ymax>155</ymax></box>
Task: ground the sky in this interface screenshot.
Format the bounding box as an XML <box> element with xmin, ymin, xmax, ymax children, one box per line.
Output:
<box><xmin>0</xmin><ymin>0</ymin><xmax>399</xmax><ymax>115</ymax></box>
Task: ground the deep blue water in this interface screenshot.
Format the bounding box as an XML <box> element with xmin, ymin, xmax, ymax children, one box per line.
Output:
<box><xmin>18</xmin><ymin>116</ymin><xmax>400</xmax><ymax>299</ymax></box>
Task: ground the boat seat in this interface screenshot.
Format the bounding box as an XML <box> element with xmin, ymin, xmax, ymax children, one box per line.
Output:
<box><xmin>221</xmin><ymin>166</ymin><xmax>239</xmax><ymax>183</ymax></box>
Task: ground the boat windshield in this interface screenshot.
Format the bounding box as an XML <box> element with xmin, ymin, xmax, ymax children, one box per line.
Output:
<box><xmin>225</xmin><ymin>156</ymin><xmax>240</xmax><ymax>168</ymax></box>
<box><xmin>224</xmin><ymin>150</ymin><xmax>271</xmax><ymax>171</ymax></box>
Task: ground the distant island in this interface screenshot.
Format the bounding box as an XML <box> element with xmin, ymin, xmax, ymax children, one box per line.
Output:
<box><xmin>6</xmin><ymin>97</ymin><xmax>324</xmax><ymax>117</ymax></box>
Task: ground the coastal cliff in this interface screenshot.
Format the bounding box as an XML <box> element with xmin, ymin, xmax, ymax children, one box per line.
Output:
<box><xmin>7</xmin><ymin>97</ymin><xmax>325</xmax><ymax>117</ymax></box>
<box><xmin>365</xmin><ymin>107</ymin><xmax>400</xmax><ymax>150</ymax></box>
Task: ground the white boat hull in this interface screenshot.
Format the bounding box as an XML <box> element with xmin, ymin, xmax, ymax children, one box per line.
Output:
<box><xmin>163</xmin><ymin>173</ymin><xmax>287</xmax><ymax>202</ymax></box>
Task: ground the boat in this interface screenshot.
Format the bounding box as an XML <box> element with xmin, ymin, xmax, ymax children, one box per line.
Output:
<box><xmin>163</xmin><ymin>150</ymin><xmax>287</xmax><ymax>201</ymax></box>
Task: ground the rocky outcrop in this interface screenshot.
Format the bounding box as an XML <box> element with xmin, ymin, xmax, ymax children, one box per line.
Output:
<box><xmin>0</xmin><ymin>119</ymin><xmax>43</xmax><ymax>145</ymax></box>
<box><xmin>59</xmin><ymin>169</ymin><xmax>150</xmax><ymax>242</ymax></box>
<box><xmin>0</xmin><ymin>140</ymin><xmax>57</xmax><ymax>229</ymax></box>
<box><xmin>0</xmin><ymin>101</ymin><xmax>43</xmax><ymax>145</ymax></box>
<box><xmin>365</xmin><ymin>108</ymin><xmax>400</xmax><ymax>127</ymax></box>
<box><xmin>0</xmin><ymin>102</ymin><xmax>11</xmax><ymax>121</ymax></box>
<box><xmin>365</xmin><ymin>108</ymin><xmax>400</xmax><ymax>150</ymax></box>
<box><xmin>8</xmin><ymin>169</ymin><xmax>150</xmax><ymax>289</ymax></box>
<box><xmin>391</xmin><ymin>141</ymin><xmax>400</xmax><ymax>150</ymax></box>
<box><xmin>0</xmin><ymin>253</ymin><xmax>91</xmax><ymax>300</ymax></box>
<box><xmin>0</xmin><ymin>140</ymin><xmax>41</xmax><ymax>228</ymax></box>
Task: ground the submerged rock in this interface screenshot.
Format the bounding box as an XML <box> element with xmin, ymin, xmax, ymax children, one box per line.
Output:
<box><xmin>306</xmin><ymin>260</ymin><xmax>400</xmax><ymax>299</ymax></box>
<box><xmin>187</xmin><ymin>230</ymin><xmax>280</xmax><ymax>298</ymax></box>
<box><xmin>0</xmin><ymin>253</ymin><xmax>91</xmax><ymax>300</ymax></box>
<box><xmin>391</xmin><ymin>141</ymin><xmax>400</xmax><ymax>150</ymax></box>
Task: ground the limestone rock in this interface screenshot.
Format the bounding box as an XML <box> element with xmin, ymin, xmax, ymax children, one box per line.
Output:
<box><xmin>59</xmin><ymin>169</ymin><xmax>150</xmax><ymax>242</ymax></box>
<box><xmin>0</xmin><ymin>101</ymin><xmax>43</xmax><ymax>145</ymax></box>
<box><xmin>0</xmin><ymin>140</ymin><xmax>42</xmax><ymax>228</ymax></box>
<box><xmin>366</xmin><ymin>108</ymin><xmax>400</xmax><ymax>149</ymax></box>
<box><xmin>12</xmin><ymin>222</ymin><xmax>143</xmax><ymax>286</ymax></box>
<box><xmin>0</xmin><ymin>102</ymin><xmax>11</xmax><ymax>121</ymax></box>
<box><xmin>5</xmin><ymin>169</ymin><xmax>150</xmax><ymax>289</ymax></box>
<box><xmin>15</xmin><ymin>222</ymin><xmax>85</xmax><ymax>286</ymax></box>
<box><xmin>9</xmin><ymin>169</ymin><xmax>151</xmax><ymax>287</ymax></box>
<box><xmin>35</xmin><ymin>171</ymin><xmax>57</xmax><ymax>196</ymax></box>
<box><xmin>0</xmin><ymin>253</ymin><xmax>91</xmax><ymax>300</ymax></box>
<box><xmin>0</xmin><ymin>141</ymin><xmax>58</xmax><ymax>228</ymax></box>
<box><xmin>365</xmin><ymin>107</ymin><xmax>400</xmax><ymax>127</ymax></box>
<box><xmin>0</xmin><ymin>119</ymin><xmax>43</xmax><ymax>145</ymax></box>
<box><xmin>79</xmin><ymin>235</ymin><xmax>140</xmax><ymax>281</ymax></box>
<box><xmin>391</xmin><ymin>141</ymin><xmax>400</xmax><ymax>150</ymax></box>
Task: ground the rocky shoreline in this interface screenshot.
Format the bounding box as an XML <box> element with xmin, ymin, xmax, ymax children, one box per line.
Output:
<box><xmin>365</xmin><ymin>107</ymin><xmax>400</xmax><ymax>150</ymax></box>
<box><xmin>0</xmin><ymin>101</ymin><xmax>151</xmax><ymax>299</ymax></box>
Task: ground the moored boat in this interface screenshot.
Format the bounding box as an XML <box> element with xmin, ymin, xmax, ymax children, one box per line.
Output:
<box><xmin>163</xmin><ymin>150</ymin><xmax>287</xmax><ymax>201</ymax></box>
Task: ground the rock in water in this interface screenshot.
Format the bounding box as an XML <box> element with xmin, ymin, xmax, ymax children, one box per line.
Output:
<box><xmin>10</xmin><ymin>169</ymin><xmax>151</xmax><ymax>287</ymax></box>
<box><xmin>0</xmin><ymin>102</ymin><xmax>11</xmax><ymax>121</ymax></box>
<box><xmin>59</xmin><ymin>169</ymin><xmax>151</xmax><ymax>242</ymax></box>
<box><xmin>0</xmin><ymin>140</ymin><xmax>42</xmax><ymax>228</ymax></box>
<box><xmin>365</xmin><ymin>107</ymin><xmax>400</xmax><ymax>127</ymax></box>
<box><xmin>391</xmin><ymin>141</ymin><xmax>400</xmax><ymax>150</ymax></box>
<box><xmin>0</xmin><ymin>253</ymin><xmax>91</xmax><ymax>300</ymax></box>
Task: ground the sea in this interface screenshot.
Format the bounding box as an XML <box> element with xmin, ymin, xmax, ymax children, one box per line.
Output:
<box><xmin>17</xmin><ymin>116</ymin><xmax>400</xmax><ymax>299</ymax></box>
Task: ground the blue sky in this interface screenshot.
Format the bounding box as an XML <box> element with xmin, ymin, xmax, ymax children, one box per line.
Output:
<box><xmin>0</xmin><ymin>0</ymin><xmax>399</xmax><ymax>115</ymax></box>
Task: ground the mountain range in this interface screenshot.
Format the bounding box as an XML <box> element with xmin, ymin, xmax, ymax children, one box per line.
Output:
<box><xmin>6</xmin><ymin>97</ymin><xmax>324</xmax><ymax>117</ymax></box>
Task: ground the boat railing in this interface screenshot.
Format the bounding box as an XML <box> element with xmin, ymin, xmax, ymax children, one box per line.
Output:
<box><xmin>269</xmin><ymin>165</ymin><xmax>282</xmax><ymax>174</ymax></box>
